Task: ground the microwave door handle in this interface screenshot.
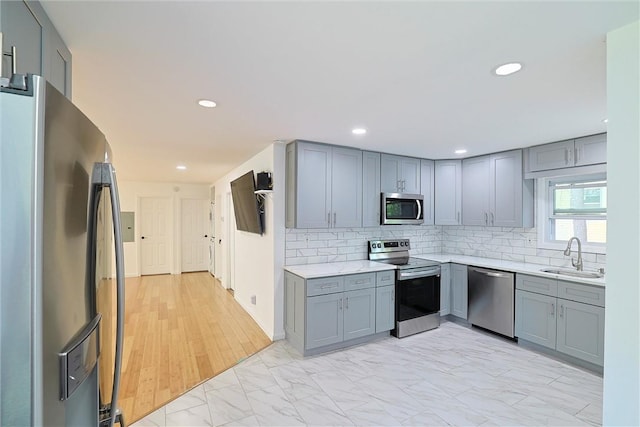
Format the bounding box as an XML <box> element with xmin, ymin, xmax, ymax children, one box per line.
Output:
<box><xmin>416</xmin><ymin>199</ymin><xmax>422</xmax><ymax>220</ymax></box>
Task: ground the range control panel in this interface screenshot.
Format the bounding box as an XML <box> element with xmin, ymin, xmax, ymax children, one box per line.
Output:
<box><xmin>368</xmin><ymin>239</ymin><xmax>411</xmax><ymax>253</ymax></box>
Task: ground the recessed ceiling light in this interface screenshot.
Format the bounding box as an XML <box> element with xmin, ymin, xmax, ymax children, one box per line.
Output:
<box><xmin>176</xmin><ymin>165</ymin><xmax>187</xmax><ymax>170</ymax></box>
<box><xmin>352</xmin><ymin>128</ymin><xmax>367</xmax><ymax>135</ymax></box>
<box><xmin>198</xmin><ymin>99</ymin><xmax>217</xmax><ymax>108</ymax></box>
<box><xmin>494</xmin><ymin>62</ymin><xmax>523</xmax><ymax>76</ymax></box>
<box><xmin>602</xmin><ymin>118</ymin><xmax>609</xmax><ymax>123</ymax></box>
<box><xmin>455</xmin><ymin>149</ymin><xmax>467</xmax><ymax>155</ymax></box>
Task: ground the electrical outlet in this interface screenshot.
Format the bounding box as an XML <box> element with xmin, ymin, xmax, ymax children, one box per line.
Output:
<box><xmin>251</xmin><ymin>295</ymin><xmax>256</xmax><ymax>305</ymax></box>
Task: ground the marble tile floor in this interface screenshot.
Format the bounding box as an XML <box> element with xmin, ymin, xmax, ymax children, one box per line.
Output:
<box><xmin>131</xmin><ymin>321</ymin><xmax>602</xmax><ymax>427</ymax></box>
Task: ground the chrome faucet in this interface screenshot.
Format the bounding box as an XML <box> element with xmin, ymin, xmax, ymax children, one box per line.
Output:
<box><xmin>564</xmin><ymin>237</ymin><xmax>583</xmax><ymax>271</ymax></box>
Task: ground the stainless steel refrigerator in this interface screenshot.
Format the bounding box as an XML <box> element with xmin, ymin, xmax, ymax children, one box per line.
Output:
<box><xmin>1</xmin><ymin>74</ymin><xmax>125</xmax><ymax>426</ymax></box>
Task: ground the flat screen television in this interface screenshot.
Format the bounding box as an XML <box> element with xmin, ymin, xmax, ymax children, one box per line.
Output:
<box><xmin>230</xmin><ymin>170</ymin><xmax>264</xmax><ymax>235</ymax></box>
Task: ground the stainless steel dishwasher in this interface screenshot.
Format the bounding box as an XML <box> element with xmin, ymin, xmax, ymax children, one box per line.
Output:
<box><xmin>467</xmin><ymin>267</ymin><xmax>515</xmax><ymax>338</ymax></box>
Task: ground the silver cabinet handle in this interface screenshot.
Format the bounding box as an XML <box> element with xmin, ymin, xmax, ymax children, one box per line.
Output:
<box><xmin>345</xmin><ymin>297</ymin><xmax>349</xmax><ymax>309</ymax></box>
<box><xmin>484</xmin><ymin>212</ymin><xmax>488</xmax><ymax>225</ymax></box>
<box><xmin>333</xmin><ymin>212</ymin><xmax>336</xmax><ymax>227</ymax></box>
<box><xmin>560</xmin><ymin>304</ymin><xmax>564</xmax><ymax>318</ymax></box>
<box><xmin>564</xmin><ymin>148</ymin><xmax>569</xmax><ymax>165</ymax></box>
<box><xmin>457</xmin><ymin>211</ymin><xmax>460</xmax><ymax>224</ymax></box>
<box><xmin>327</xmin><ymin>212</ymin><xmax>331</xmax><ymax>226</ymax></box>
<box><xmin>490</xmin><ymin>212</ymin><xmax>494</xmax><ymax>225</ymax></box>
<box><xmin>574</xmin><ymin>147</ymin><xmax>579</xmax><ymax>164</ymax></box>
<box><xmin>551</xmin><ymin>303</ymin><xmax>555</xmax><ymax>316</ymax></box>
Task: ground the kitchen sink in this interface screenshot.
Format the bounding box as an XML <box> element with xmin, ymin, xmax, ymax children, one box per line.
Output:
<box><xmin>539</xmin><ymin>268</ymin><xmax>604</xmax><ymax>279</ymax></box>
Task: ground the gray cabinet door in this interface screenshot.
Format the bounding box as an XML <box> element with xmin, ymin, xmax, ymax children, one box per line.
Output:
<box><xmin>574</xmin><ymin>134</ymin><xmax>606</xmax><ymax>167</ymax></box>
<box><xmin>295</xmin><ymin>142</ymin><xmax>332</xmax><ymax>228</ymax></box>
<box><xmin>420</xmin><ymin>159</ymin><xmax>435</xmax><ymax>225</ymax></box>
<box><xmin>556</xmin><ymin>299</ymin><xmax>605</xmax><ymax>366</ymax></box>
<box><xmin>1</xmin><ymin>0</ymin><xmax>43</xmax><ymax>79</ymax></box>
<box><xmin>434</xmin><ymin>160</ymin><xmax>462</xmax><ymax>225</ymax></box>
<box><xmin>450</xmin><ymin>263</ymin><xmax>468</xmax><ymax>319</ymax></box>
<box><xmin>462</xmin><ymin>155</ymin><xmax>491</xmax><ymax>226</ymax></box>
<box><xmin>343</xmin><ymin>288</ymin><xmax>376</xmax><ymax>340</ymax></box>
<box><xmin>439</xmin><ymin>263</ymin><xmax>451</xmax><ymax>316</ymax></box>
<box><xmin>306</xmin><ymin>293</ymin><xmax>343</xmax><ymax>349</ymax></box>
<box><xmin>400</xmin><ymin>156</ymin><xmax>421</xmax><ymax>194</ymax></box>
<box><xmin>331</xmin><ymin>147</ymin><xmax>362</xmax><ymax>228</ymax></box>
<box><xmin>380</xmin><ymin>154</ymin><xmax>401</xmax><ymax>193</ymax></box>
<box><xmin>362</xmin><ymin>151</ymin><xmax>381</xmax><ymax>227</ymax></box>
<box><xmin>491</xmin><ymin>149</ymin><xmax>523</xmax><ymax>227</ymax></box>
<box><xmin>375</xmin><ymin>285</ymin><xmax>394</xmax><ymax>333</ymax></box>
<box><xmin>528</xmin><ymin>140</ymin><xmax>575</xmax><ymax>171</ymax></box>
<box><xmin>515</xmin><ymin>290</ymin><xmax>557</xmax><ymax>349</ymax></box>
<box><xmin>46</xmin><ymin>29</ymin><xmax>72</xmax><ymax>98</ymax></box>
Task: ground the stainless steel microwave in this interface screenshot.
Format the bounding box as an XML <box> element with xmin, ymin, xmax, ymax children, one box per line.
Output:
<box><xmin>381</xmin><ymin>193</ymin><xmax>424</xmax><ymax>225</ymax></box>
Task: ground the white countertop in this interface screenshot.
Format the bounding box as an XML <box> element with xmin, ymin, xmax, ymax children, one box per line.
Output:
<box><xmin>415</xmin><ymin>254</ymin><xmax>605</xmax><ymax>287</ymax></box>
<box><xmin>284</xmin><ymin>260</ymin><xmax>396</xmax><ymax>279</ymax></box>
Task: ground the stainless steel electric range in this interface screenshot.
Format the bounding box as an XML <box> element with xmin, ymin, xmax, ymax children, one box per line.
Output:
<box><xmin>369</xmin><ymin>239</ymin><xmax>441</xmax><ymax>338</ymax></box>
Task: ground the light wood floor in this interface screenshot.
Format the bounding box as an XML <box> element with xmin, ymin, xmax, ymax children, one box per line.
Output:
<box><xmin>118</xmin><ymin>272</ymin><xmax>272</xmax><ymax>423</ymax></box>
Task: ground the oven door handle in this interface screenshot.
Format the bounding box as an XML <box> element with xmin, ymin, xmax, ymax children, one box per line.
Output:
<box><xmin>398</xmin><ymin>268</ymin><xmax>440</xmax><ymax>280</ymax></box>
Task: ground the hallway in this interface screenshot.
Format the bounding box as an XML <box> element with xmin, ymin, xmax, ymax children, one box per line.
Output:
<box><xmin>118</xmin><ymin>272</ymin><xmax>272</xmax><ymax>423</ymax></box>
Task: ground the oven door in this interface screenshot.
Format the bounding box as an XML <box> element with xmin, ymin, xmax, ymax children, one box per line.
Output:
<box><xmin>381</xmin><ymin>193</ymin><xmax>424</xmax><ymax>225</ymax></box>
<box><xmin>395</xmin><ymin>269</ymin><xmax>441</xmax><ymax>323</ymax></box>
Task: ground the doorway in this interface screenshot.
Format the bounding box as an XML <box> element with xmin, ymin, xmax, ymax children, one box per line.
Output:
<box><xmin>180</xmin><ymin>198</ymin><xmax>209</xmax><ymax>273</ymax></box>
<box><xmin>139</xmin><ymin>197</ymin><xmax>171</xmax><ymax>275</ymax></box>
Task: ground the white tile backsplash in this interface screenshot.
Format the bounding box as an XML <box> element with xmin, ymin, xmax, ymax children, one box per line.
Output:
<box><xmin>285</xmin><ymin>225</ymin><xmax>606</xmax><ymax>272</ymax></box>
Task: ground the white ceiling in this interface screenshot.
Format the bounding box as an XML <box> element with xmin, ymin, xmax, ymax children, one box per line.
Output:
<box><xmin>41</xmin><ymin>1</ymin><xmax>638</xmax><ymax>184</ymax></box>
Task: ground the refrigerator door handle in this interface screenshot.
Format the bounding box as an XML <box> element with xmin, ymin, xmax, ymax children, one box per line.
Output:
<box><xmin>92</xmin><ymin>163</ymin><xmax>125</xmax><ymax>427</ymax></box>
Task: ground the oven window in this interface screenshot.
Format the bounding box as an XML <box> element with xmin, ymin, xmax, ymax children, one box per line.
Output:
<box><xmin>396</xmin><ymin>276</ymin><xmax>440</xmax><ymax>321</ymax></box>
<box><xmin>385</xmin><ymin>199</ymin><xmax>422</xmax><ymax>220</ymax></box>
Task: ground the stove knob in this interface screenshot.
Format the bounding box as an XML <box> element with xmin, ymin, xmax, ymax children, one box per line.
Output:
<box><xmin>377</xmin><ymin>243</ymin><xmax>382</xmax><ymax>248</ymax></box>
<box><xmin>400</xmin><ymin>242</ymin><xmax>405</xmax><ymax>246</ymax></box>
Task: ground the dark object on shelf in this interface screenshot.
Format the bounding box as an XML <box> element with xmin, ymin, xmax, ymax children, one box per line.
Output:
<box><xmin>256</xmin><ymin>171</ymin><xmax>272</xmax><ymax>190</ymax></box>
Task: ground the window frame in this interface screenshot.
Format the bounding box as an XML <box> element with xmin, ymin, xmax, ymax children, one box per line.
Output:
<box><xmin>536</xmin><ymin>174</ymin><xmax>607</xmax><ymax>254</ymax></box>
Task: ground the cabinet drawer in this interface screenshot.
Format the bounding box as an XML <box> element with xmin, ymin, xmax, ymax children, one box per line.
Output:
<box><xmin>344</xmin><ymin>272</ymin><xmax>376</xmax><ymax>291</ymax></box>
<box><xmin>376</xmin><ymin>270</ymin><xmax>396</xmax><ymax>287</ymax></box>
<box><xmin>516</xmin><ymin>274</ymin><xmax>558</xmax><ymax>297</ymax></box>
<box><xmin>307</xmin><ymin>276</ymin><xmax>344</xmax><ymax>297</ymax></box>
<box><xmin>558</xmin><ymin>281</ymin><xmax>605</xmax><ymax>307</ymax></box>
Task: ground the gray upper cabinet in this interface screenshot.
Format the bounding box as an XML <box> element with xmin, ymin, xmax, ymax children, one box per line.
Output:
<box><xmin>362</xmin><ymin>151</ymin><xmax>381</xmax><ymax>227</ymax></box>
<box><xmin>574</xmin><ymin>134</ymin><xmax>607</xmax><ymax>167</ymax></box>
<box><xmin>462</xmin><ymin>156</ymin><xmax>491</xmax><ymax>226</ymax></box>
<box><xmin>381</xmin><ymin>154</ymin><xmax>421</xmax><ymax>194</ymax></box>
<box><xmin>462</xmin><ymin>150</ymin><xmax>532</xmax><ymax>227</ymax></box>
<box><xmin>0</xmin><ymin>0</ymin><xmax>72</xmax><ymax>98</ymax></box>
<box><xmin>286</xmin><ymin>141</ymin><xmax>362</xmax><ymax>229</ymax></box>
<box><xmin>434</xmin><ymin>160</ymin><xmax>462</xmax><ymax>225</ymax></box>
<box><xmin>527</xmin><ymin>134</ymin><xmax>606</xmax><ymax>172</ymax></box>
<box><xmin>420</xmin><ymin>159</ymin><xmax>435</xmax><ymax>225</ymax></box>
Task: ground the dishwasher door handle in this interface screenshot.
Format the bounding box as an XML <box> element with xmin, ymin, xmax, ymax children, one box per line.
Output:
<box><xmin>470</xmin><ymin>267</ymin><xmax>509</xmax><ymax>278</ymax></box>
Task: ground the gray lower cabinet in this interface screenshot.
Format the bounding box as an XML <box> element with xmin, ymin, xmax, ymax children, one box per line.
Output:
<box><xmin>515</xmin><ymin>274</ymin><xmax>605</xmax><ymax>367</ymax></box>
<box><xmin>439</xmin><ymin>263</ymin><xmax>451</xmax><ymax>316</ymax></box>
<box><xmin>306</xmin><ymin>292</ymin><xmax>343</xmax><ymax>348</ymax></box>
<box><xmin>375</xmin><ymin>285</ymin><xmax>394</xmax><ymax>332</ymax></box>
<box><xmin>451</xmin><ymin>263</ymin><xmax>468</xmax><ymax>319</ymax></box>
<box><xmin>285</xmin><ymin>270</ymin><xmax>394</xmax><ymax>355</ymax></box>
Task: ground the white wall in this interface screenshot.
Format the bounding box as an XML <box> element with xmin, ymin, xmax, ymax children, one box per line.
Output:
<box><xmin>603</xmin><ymin>20</ymin><xmax>640</xmax><ymax>426</ymax></box>
<box><xmin>214</xmin><ymin>143</ymin><xmax>286</xmax><ymax>340</ymax></box>
<box><xmin>118</xmin><ymin>181</ymin><xmax>210</xmax><ymax>277</ymax></box>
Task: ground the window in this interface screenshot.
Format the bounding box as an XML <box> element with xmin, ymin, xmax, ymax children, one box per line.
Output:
<box><xmin>538</xmin><ymin>174</ymin><xmax>607</xmax><ymax>250</ymax></box>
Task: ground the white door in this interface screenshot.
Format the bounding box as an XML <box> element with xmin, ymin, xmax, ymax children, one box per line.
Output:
<box><xmin>209</xmin><ymin>202</ymin><xmax>215</xmax><ymax>276</ymax></box>
<box><xmin>181</xmin><ymin>198</ymin><xmax>209</xmax><ymax>272</ymax></box>
<box><xmin>140</xmin><ymin>197</ymin><xmax>171</xmax><ymax>275</ymax></box>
